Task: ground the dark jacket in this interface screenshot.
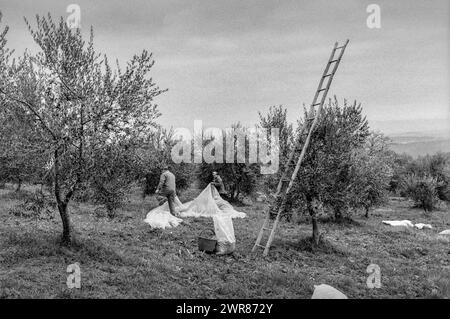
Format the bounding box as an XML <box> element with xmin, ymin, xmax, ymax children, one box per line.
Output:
<box><xmin>212</xmin><ymin>175</ymin><xmax>227</xmax><ymax>194</ymax></box>
<box><xmin>157</xmin><ymin>170</ymin><xmax>176</xmax><ymax>196</ymax></box>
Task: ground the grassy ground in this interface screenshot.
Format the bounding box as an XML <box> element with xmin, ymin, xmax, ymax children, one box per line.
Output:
<box><xmin>0</xmin><ymin>184</ymin><xmax>449</xmax><ymax>299</ymax></box>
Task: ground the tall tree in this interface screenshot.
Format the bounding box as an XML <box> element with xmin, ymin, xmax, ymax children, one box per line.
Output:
<box><xmin>258</xmin><ymin>105</ymin><xmax>294</xmax><ymax>193</ymax></box>
<box><xmin>290</xmin><ymin>98</ymin><xmax>370</xmax><ymax>243</ymax></box>
<box><xmin>349</xmin><ymin>132</ymin><xmax>393</xmax><ymax>217</ymax></box>
<box><xmin>199</xmin><ymin>123</ymin><xmax>261</xmax><ymax>201</ymax></box>
<box><xmin>0</xmin><ymin>15</ymin><xmax>164</xmax><ymax>244</ymax></box>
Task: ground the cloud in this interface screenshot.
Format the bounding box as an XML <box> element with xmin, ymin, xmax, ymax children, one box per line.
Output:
<box><xmin>1</xmin><ymin>0</ymin><xmax>448</xmax><ymax>132</ymax></box>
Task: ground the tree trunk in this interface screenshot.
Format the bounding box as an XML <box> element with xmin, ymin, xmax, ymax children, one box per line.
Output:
<box><xmin>235</xmin><ymin>183</ymin><xmax>240</xmax><ymax>201</ymax></box>
<box><xmin>57</xmin><ymin>201</ymin><xmax>72</xmax><ymax>245</ymax></box>
<box><xmin>308</xmin><ymin>199</ymin><xmax>320</xmax><ymax>245</ymax></box>
<box><xmin>334</xmin><ymin>207</ymin><xmax>342</xmax><ymax>221</ymax></box>
<box><xmin>311</xmin><ymin>214</ymin><xmax>319</xmax><ymax>245</ymax></box>
<box><xmin>54</xmin><ymin>148</ymin><xmax>73</xmax><ymax>245</ymax></box>
<box><xmin>15</xmin><ymin>177</ymin><xmax>22</xmax><ymax>192</ymax></box>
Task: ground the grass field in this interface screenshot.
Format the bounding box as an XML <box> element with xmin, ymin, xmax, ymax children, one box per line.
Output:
<box><xmin>0</xmin><ymin>184</ymin><xmax>449</xmax><ymax>299</ymax></box>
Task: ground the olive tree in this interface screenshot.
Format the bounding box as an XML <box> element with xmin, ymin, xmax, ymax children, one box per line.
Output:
<box><xmin>0</xmin><ymin>15</ymin><xmax>164</xmax><ymax>244</ymax></box>
<box><xmin>290</xmin><ymin>98</ymin><xmax>370</xmax><ymax>244</ymax></box>
<box><xmin>349</xmin><ymin>132</ymin><xmax>392</xmax><ymax>217</ymax></box>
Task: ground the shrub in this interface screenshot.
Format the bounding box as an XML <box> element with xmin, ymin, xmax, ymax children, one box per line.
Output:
<box><xmin>88</xmin><ymin>144</ymin><xmax>139</xmax><ymax>218</ymax></box>
<box><xmin>426</xmin><ymin>153</ymin><xmax>450</xmax><ymax>202</ymax></box>
<box><xmin>388</xmin><ymin>152</ymin><xmax>413</xmax><ymax>196</ymax></box>
<box><xmin>8</xmin><ymin>191</ymin><xmax>56</xmax><ymax>219</ymax></box>
<box><xmin>91</xmin><ymin>180</ymin><xmax>128</xmax><ymax>218</ymax></box>
<box><xmin>402</xmin><ymin>174</ymin><xmax>438</xmax><ymax>212</ymax></box>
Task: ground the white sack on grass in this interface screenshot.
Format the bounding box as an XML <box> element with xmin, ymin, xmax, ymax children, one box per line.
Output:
<box><xmin>414</xmin><ymin>223</ymin><xmax>432</xmax><ymax>230</ymax></box>
<box><xmin>439</xmin><ymin>230</ymin><xmax>450</xmax><ymax>235</ymax></box>
<box><xmin>311</xmin><ymin>284</ymin><xmax>348</xmax><ymax>299</ymax></box>
<box><xmin>213</xmin><ymin>215</ymin><xmax>236</xmax><ymax>243</ymax></box>
<box><xmin>382</xmin><ymin>220</ymin><xmax>414</xmax><ymax>228</ymax></box>
<box><xmin>144</xmin><ymin>183</ymin><xmax>246</xmax><ymax>229</ymax></box>
<box><xmin>213</xmin><ymin>215</ymin><xmax>236</xmax><ymax>255</ymax></box>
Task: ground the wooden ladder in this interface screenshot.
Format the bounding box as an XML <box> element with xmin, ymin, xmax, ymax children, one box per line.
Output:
<box><xmin>252</xmin><ymin>40</ymin><xmax>350</xmax><ymax>256</ymax></box>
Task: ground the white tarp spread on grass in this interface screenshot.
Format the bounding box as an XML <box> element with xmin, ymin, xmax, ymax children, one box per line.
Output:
<box><xmin>144</xmin><ymin>184</ymin><xmax>246</xmax><ymax>229</ymax></box>
<box><xmin>143</xmin><ymin>196</ymin><xmax>184</xmax><ymax>229</ymax></box>
<box><xmin>382</xmin><ymin>220</ymin><xmax>433</xmax><ymax>229</ymax></box>
<box><xmin>382</xmin><ymin>220</ymin><xmax>414</xmax><ymax>228</ymax></box>
<box><xmin>414</xmin><ymin>223</ymin><xmax>432</xmax><ymax>230</ymax></box>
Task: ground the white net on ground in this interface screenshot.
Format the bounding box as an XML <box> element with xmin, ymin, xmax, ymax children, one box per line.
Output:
<box><xmin>144</xmin><ymin>183</ymin><xmax>246</xmax><ymax>229</ymax></box>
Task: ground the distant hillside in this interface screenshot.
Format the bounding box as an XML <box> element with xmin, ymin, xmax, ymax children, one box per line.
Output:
<box><xmin>371</xmin><ymin>119</ymin><xmax>449</xmax><ymax>136</ymax></box>
<box><xmin>388</xmin><ymin>131</ymin><xmax>450</xmax><ymax>157</ymax></box>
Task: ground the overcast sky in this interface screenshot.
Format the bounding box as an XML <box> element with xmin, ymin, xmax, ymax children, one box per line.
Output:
<box><xmin>1</xmin><ymin>0</ymin><xmax>449</xmax><ymax>134</ymax></box>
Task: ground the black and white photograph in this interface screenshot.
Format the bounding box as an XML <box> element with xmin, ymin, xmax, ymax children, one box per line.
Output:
<box><xmin>0</xmin><ymin>0</ymin><xmax>449</xmax><ymax>305</ymax></box>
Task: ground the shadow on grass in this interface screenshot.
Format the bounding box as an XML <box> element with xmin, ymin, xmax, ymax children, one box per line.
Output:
<box><xmin>2</xmin><ymin>230</ymin><xmax>132</xmax><ymax>267</ymax></box>
<box><xmin>273</xmin><ymin>236</ymin><xmax>349</xmax><ymax>256</ymax></box>
<box><xmin>0</xmin><ymin>189</ymin><xmax>34</xmax><ymax>202</ymax></box>
<box><xmin>271</xmin><ymin>237</ymin><xmax>349</xmax><ymax>259</ymax></box>
<box><xmin>318</xmin><ymin>215</ymin><xmax>363</xmax><ymax>227</ymax></box>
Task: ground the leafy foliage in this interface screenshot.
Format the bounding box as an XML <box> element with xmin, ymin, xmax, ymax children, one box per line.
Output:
<box><xmin>402</xmin><ymin>174</ymin><xmax>438</xmax><ymax>212</ymax></box>
<box><xmin>388</xmin><ymin>152</ymin><xmax>414</xmax><ymax>195</ymax></box>
<box><xmin>396</xmin><ymin>152</ymin><xmax>450</xmax><ymax>211</ymax></box>
<box><xmin>88</xmin><ymin>143</ymin><xmax>140</xmax><ymax>217</ymax></box>
<box><xmin>349</xmin><ymin>133</ymin><xmax>393</xmax><ymax>216</ymax></box>
<box><xmin>198</xmin><ymin>123</ymin><xmax>260</xmax><ymax>201</ymax></box>
<box><xmin>291</xmin><ymin>98</ymin><xmax>370</xmax><ymax>220</ymax></box>
<box><xmin>8</xmin><ymin>190</ymin><xmax>56</xmax><ymax>220</ymax></box>
<box><xmin>256</xmin><ymin>98</ymin><xmax>386</xmax><ymax>243</ymax></box>
<box><xmin>415</xmin><ymin>153</ymin><xmax>450</xmax><ymax>202</ymax></box>
<box><xmin>0</xmin><ymin>14</ymin><xmax>164</xmax><ymax>243</ymax></box>
<box><xmin>258</xmin><ymin>105</ymin><xmax>294</xmax><ymax>193</ymax></box>
<box><xmin>140</xmin><ymin>128</ymin><xmax>195</xmax><ymax>197</ymax></box>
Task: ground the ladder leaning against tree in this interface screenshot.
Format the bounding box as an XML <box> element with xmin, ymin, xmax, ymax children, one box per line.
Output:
<box><xmin>252</xmin><ymin>40</ymin><xmax>350</xmax><ymax>256</ymax></box>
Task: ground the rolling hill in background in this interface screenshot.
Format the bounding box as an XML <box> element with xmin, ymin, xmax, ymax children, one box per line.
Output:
<box><xmin>370</xmin><ymin>118</ymin><xmax>450</xmax><ymax>157</ymax></box>
<box><xmin>388</xmin><ymin>133</ymin><xmax>450</xmax><ymax>157</ymax></box>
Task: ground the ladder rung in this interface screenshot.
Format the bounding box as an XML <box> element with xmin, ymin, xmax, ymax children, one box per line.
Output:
<box><xmin>336</xmin><ymin>45</ymin><xmax>346</xmax><ymax>50</ymax></box>
<box><xmin>307</xmin><ymin>117</ymin><xmax>315</xmax><ymax>121</ymax></box>
<box><xmin>312</xmin><ymin>103</ymin><xmax>321</xmax><ymax>106</ymax></box>
<box><xmin>318</xmin><ymin>88</ymin><xmax>326</xmax><ymax>92</ymax></box>
<box><xmin>330</xmin><ymin>59</ymin><xmax>339</xmax><ymax>63</ymax></box>
<box><xmin>255</xmin><ymin>244</ymin><xmax>265</xmax><ymax>248</ymax></box>
<box><xmin>323</xmin><ymin>74</ymin><xmax>332</xmax><ymax>78</ymax></box>
<box><xmin>263</xmin><ymin>227</ymin><xmax>272</xmax><ymax>231</ymax></box>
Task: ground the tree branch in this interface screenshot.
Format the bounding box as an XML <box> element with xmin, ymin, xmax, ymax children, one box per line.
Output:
<box><xmin>0</xmin><ymin>88</ymin><xmax>57</xmax><ymax>140</ymax></box>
